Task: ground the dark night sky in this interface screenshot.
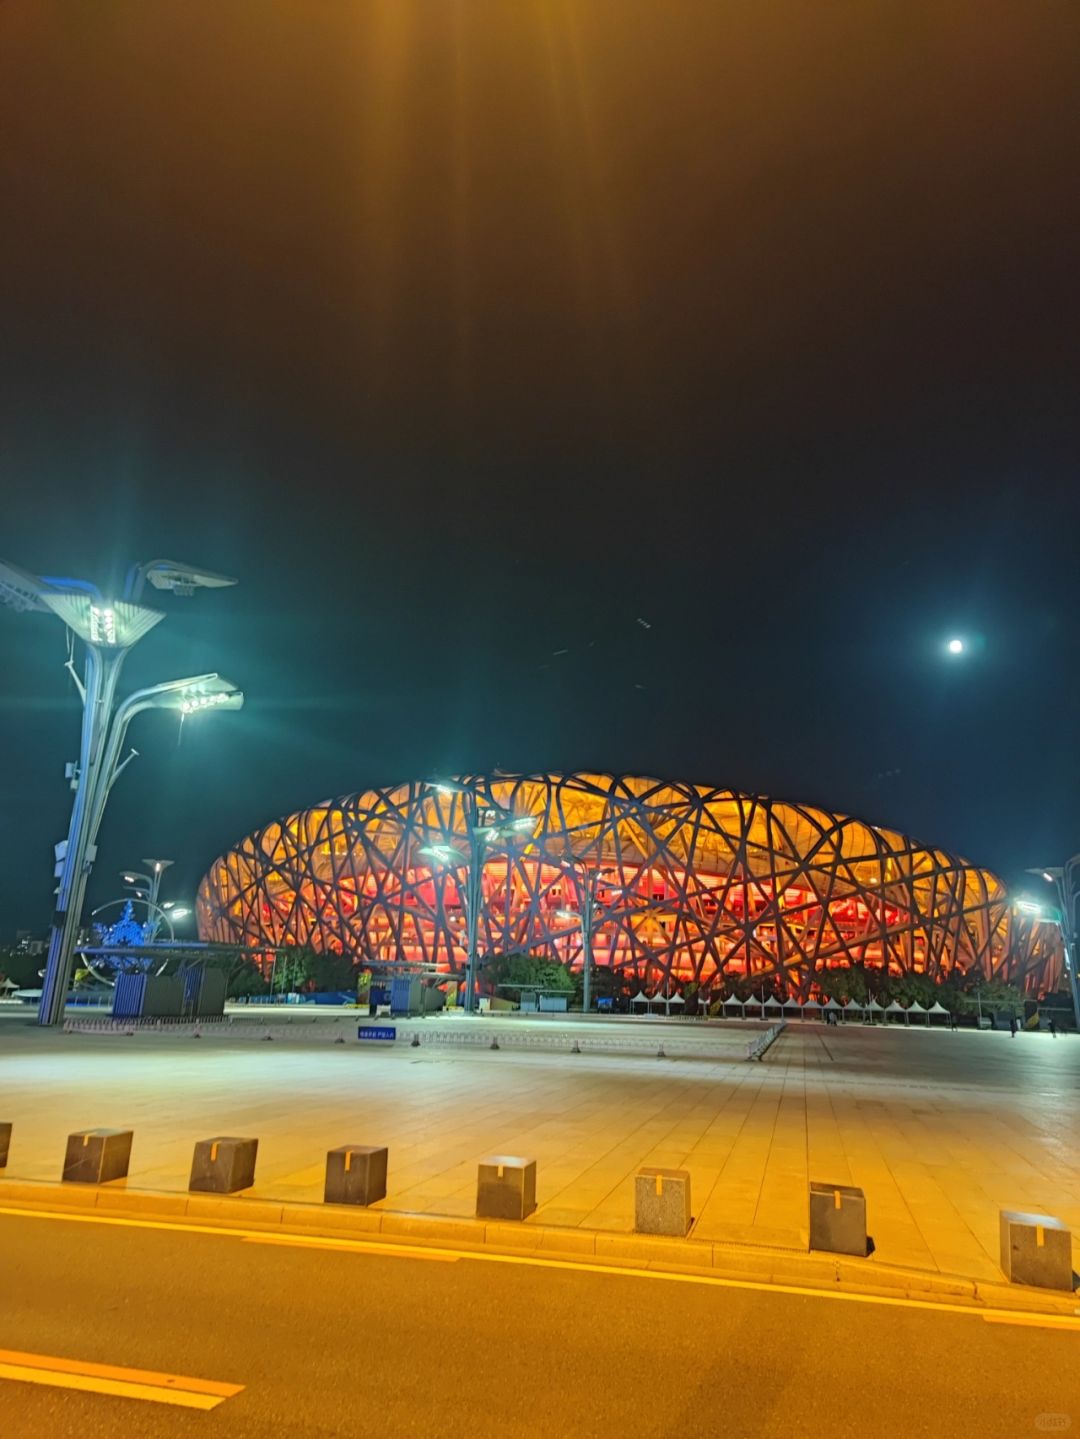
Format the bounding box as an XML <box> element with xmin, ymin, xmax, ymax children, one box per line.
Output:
<box><xmin>2</xmin><ymin>2</ymin><xmax>1079</xmax><ymax>932</ymax></box>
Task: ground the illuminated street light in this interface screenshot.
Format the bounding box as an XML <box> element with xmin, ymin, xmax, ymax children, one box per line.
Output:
<box><xmin>121</xmin><ymin>859</ymin><xmax>173</xmax><ymax>910</ymax></box>
<box><xmin>946</xmin><ymin>637</ymin><xmax>966</xmax><ymax>656</ymax></box>
<box><xmin>420</xmin><ymin>779</ymin><xmax>532</xmax><ymax>1014</ymax></box>
<box><xmin>419</xmin><ymin>843</ymin><xmax>459</xmax><ymax>865</ymax></box>
<box><xmin>0</xmin><ymin>556</ymin><xmax>240</xmax><ymax>1026</ymax></box>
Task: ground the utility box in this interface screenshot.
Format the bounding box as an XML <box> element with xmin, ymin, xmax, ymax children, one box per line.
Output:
<box><xmin>476</xmin><ymin>1155</ymin><xmax>537</xmax><ymax>1221</ymax></box>
<box><xmin>63</xmin><ymin>1128</ymin><xmax>133</xmax><ymax>1184</ymax></box>
<box><xmin>390</xmin><ymin>977</ymin><xmax>420</xmax><ymax>1016</ymax></box>
<box><xmin>634</xmin><ymin>1166</ymin><xmax>692</xmax><ymax>1236</ymax></box>
<box><xmin>809</xmin><ymin>1182</ymin><xmax>868</xmax><ymax>1257</ymax></box>
<box><xmin>999</xmin><ymin>1210</ymin><xmax>1073</xmax><ymax>1291</ymax></box>
<box><xmin>143</xmin><ymin>976</ymin><xmax>184</xmax><ymax>1018</ymax></box>
<box><xmin>189</xmin><ymin>1136</ymin><xmax>258</xmax><ymax>1194</ymax></box>
<box><xmin>179</xmin><ymin>965</ymin><xmax>226</xmax><ymax>1018</ymax></box>
<box><xmin>0</xmin><ymin>1121</ymin><xmax>11</xmax><ymax>1168</ymax></box>
<box><xmin>324</xmin><ymin>1145</ymin><xmax>388</xmax><ymax>1206</ymax></box>
<box><xmin>112</xmin><ymin>973</ymin><xmax>183</xmax><ymax>1020</ymax></box>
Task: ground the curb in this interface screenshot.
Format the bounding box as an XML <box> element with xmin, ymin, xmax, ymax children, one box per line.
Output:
<box><xmin>1</xmin><ymin>1178</ymin><xmax>1076</xmax><ymax>1317</ymax></box>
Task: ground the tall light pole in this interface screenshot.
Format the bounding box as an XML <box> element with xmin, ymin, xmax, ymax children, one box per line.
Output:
<box><xmin>122</xmin><ymin>860</ymin><xmax>173</xmax><ymax>910</ymax></box>
<box><xmin>557</xmin><ymin>865</ymin><xmax>605</xmax><ymax>1015</ymax></box>
<box><xmin>143</xmin><ymin>859</ymin><xmax>174</xmax><ymax>909</ymax></box>
<box><xmin>0</xmin><ymin>558</ymin><xmax>242</xmax><ymax>1027</ymax></box>
<box><xmin>419</xmin><ymin>780</ymin><xmax>533</xmax><ymax>1014</ymax></box>
<box><xmin>121</xmin><ymin>862</ymin><xmax>187</xmax><ymax>941</ymax></box>
<box><xmin>1025</xmin><ymin>861</ymin><xmax>1080</xmax><ymax>1032</ymax></box>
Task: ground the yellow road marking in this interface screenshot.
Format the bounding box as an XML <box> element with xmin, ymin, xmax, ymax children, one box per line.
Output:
<box><xmin>0</xmin><ymin>1347</ymin><xmax>242</xmax><ymax>1410</ymax></box>
<box><xmin>244</xmin><ymin>1233</ymin><xmax>458</xmax><ymax>1261</ymax></box>
<box><xmin>1</xmin><ymin>1203</ymin><xmax>1078</xmax><ymax>1332</ymax></box>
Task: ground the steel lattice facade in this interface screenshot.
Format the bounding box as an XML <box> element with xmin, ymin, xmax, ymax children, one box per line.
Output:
<box><xmin>196</xmin><ymin>773</ymin><xmax>1063</xmax><ymax>995</ymax></box>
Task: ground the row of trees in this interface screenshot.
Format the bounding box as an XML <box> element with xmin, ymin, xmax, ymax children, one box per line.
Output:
<box><xmin>221</xmin><ymin>946</ymin><xmax>358</xmax><ymax>998</ymax></box>
<box><xmin>477</xmin><ymin>954</ymin><xmax>1040</xmax><ymax>1018</ymax></box>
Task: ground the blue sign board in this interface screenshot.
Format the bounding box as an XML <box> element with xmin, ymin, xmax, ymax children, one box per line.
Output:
<box><xmin>358</xmin><ymin>1025</ymin><xmax>397</xmax><ymax>1042</ymax></box>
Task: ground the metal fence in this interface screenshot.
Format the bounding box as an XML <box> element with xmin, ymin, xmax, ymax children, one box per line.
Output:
<box><xmin>745</xmin><ymin>1022</ymin><xmax>786</xmax><ymax>1060</ymax></box>
<box><xmin>61</xmin><ymin>1014</ymin><xmax>762</xmax><ymax>1060</ymax></box>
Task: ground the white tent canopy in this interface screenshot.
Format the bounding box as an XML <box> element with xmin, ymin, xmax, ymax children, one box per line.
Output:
<box><xmin>763</xmin><ymin>995</ymin><xmax>783</xmax><ymax>1010</ymax></box>
<box><xmin>843</xmin><ymin>998</ymin><xmax>864</xmax><ymax>1010</ymax></box>
<box><xmin>928</xmin><ymin>1000</ymin><xmax>950</xmax><ymax>1014</ymax></box>
<box><xmin>782</xmin><ymin>997</ymin><xmax>803</xmax><ymax>1010</ymax></box>
<box><xmin>802</xmin><ymin>997</ymin><xmax>822</xmax><ymax>1008</ymax></box>
<box><xmin>667</xmin><ymin>992</ymin><xmax>685</xmax><ymax>1006</ymax></box>
<box><xmin>823</xmin><ymin>997</ymin><xmax>843</xmax><ymax>1010</ymax></box>
<box><xmin>885</xmin><ymin>1000</ymin><xmax>907</xmax><ymax>1013</ymax></box>
<box><xmin>865</xmin><ymin>998</ymin><xmax>884</xmax><ymax>1012</ymax></box>
<box><xmin>630</xmin><ymin>991</ymin><xmax>649</xmax><ymax>1006</ymax></box>
<box><xmin>723</xmin><ymin>994</ymin><xmax>745</xmax><ymax>1006</ymax></box>
<box><xmin>908</xmin><ymin>999</ymin><xmax>928</xmax><ymax>1012</ymax></box>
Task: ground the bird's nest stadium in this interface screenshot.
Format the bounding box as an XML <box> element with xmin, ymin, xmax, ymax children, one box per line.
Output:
<box><xmin>196</xmin><ymin>773</ymin><xmax>1063</xmax><ymax>996</ymax></box>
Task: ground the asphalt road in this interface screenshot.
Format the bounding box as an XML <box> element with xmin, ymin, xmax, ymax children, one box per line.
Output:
<box><xmin>1</xmin><ymin>1210</ymin><xmax>1078</xmax><ymax>1437</ymax></box>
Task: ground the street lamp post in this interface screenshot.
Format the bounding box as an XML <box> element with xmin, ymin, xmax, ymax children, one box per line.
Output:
<box><xmin>1026</xmin><ymin>861</ymin><xmax>1080</xmax><ymax>1033</ymax></box>
<box><xmin>0</xmin><ymin>558</ymin><xmax>242</xmax><ymax>1027</ymax></box>
<box><xmin>556</xmin><ymin>866</ymin><xmax>604</xmax><ymax>1015</ymax></box>
<box><xmin>122</xmin><ymin>860</ymin><xmax>176</xmax><ymax>939</ymax></box>
<box><xmin>143</xmin><ymin>860</ymin><xmax>173</xmax><ymax>910</ymax></box>
<box><xmin>44</xmin><ymin>673</ymin><xmax>242</xmax><ymax>1026</ymax></box>
<box><xmin>420</xmin><ymin>780</ymin><xmax>532</xmax><ymax>1014</ymax></box>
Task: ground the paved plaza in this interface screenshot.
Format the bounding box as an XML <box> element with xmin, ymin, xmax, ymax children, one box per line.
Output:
<box><xmin>1</xmin><ymin>1015</ymin><xmax>1078</xmax><ymax>1286</ymax></box>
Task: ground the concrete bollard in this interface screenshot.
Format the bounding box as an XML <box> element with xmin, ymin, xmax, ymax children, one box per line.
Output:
<box><xmin>189</xmin><ymin>1136</ymin><xmax>258</xmax><ymax>1194</ymax></box>
<box><xmin>324</xmin><ymin>1145</ymin><xmax>388</xmax><ymax>1206</ymax></box>
<box><xmin>634</xmin><ymin>1166</ymin><xmax>692</xmax><ymax>1236</ymax></box>
<box><xmin>62</xmin><ymin>1128</ymin><xmax>133</xmax><ymax>1185</ymax></box>
<box><xmin>809</xmin><ymin>1182</ymin><xmax>868</xmax><ymax>1256</ymax></box>
<box><xmin>476</xmin><ymin>1155</ymin><xmax>537</xmax><ymax>1220</ymax></box>
<box><xmin>0</xmin><ymin>1121</ymin><xmax>11</xmax><ymax>1169</ymax></box>
<box><xmin>999</xmin><ymin>1210</ymin><xmax>1074</xmax><ymax>1291</ymax></box>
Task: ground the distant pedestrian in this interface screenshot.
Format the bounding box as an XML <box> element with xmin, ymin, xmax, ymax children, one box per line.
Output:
<box><xmin>1049</xmin><ymin>1018</ymin><xmax>1058</xmax><ymax>1038</ymax></box>
<box><xmin>1009</xmin><ymin>1015</ymin><xmax>1017</xmax><ymax>1038</ymax></box>
<box><xmin>950</xmin><ymin>1013</ymin><xmax>957</xmax><ymax>1032</ymax></box>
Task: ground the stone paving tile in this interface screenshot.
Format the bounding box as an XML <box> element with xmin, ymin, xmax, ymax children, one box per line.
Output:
<box><xmin>3</xmin><ymin>1017</ymin><xmax>1080</xmax><ymax>1283</ymax></box>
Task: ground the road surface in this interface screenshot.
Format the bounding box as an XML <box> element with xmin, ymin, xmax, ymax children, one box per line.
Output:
<box><xmin>1</xmin><ymin>1207</ymin><xmax>1078</xmax><ymax>1436</ymax></box>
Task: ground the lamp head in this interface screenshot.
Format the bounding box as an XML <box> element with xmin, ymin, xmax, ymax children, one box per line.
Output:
<box><xmin>0</xmin><ymin>559</ymin><xmax>55</xmax><ymax>614</ymax></box>
<box><xmin>141</xmin><ymin>560</ymin><xmax>238</xmax><ymax>595</ymax></box>
<box><xmin>419</xmin><ymin>844</ymin><xmax>459</xmax><ymax>865</ymax></box>
<box><xmin>40</xmin><ymin>593</ymin><xmax>165</xmax><ymax>649</ymax></box>
<box><xmin>175</xmin><ymin>676</ymin><xmax>244</xmax><ymax>715</ymax></box>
